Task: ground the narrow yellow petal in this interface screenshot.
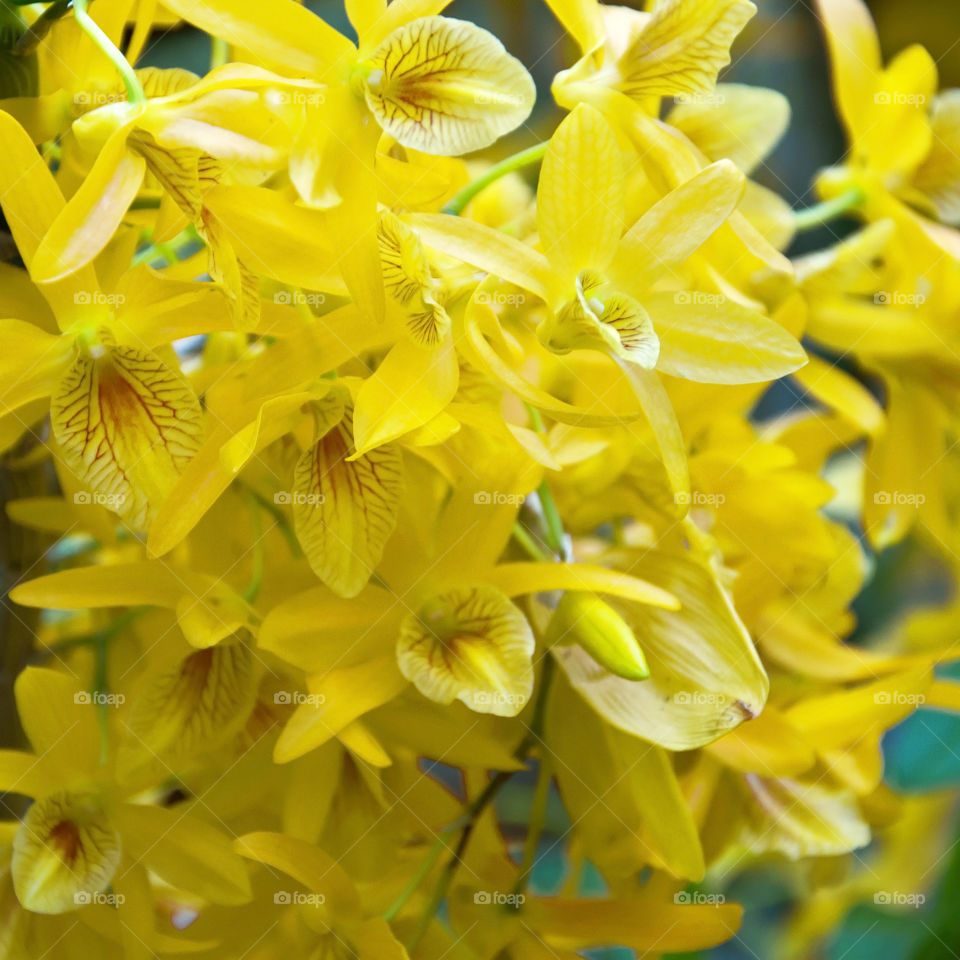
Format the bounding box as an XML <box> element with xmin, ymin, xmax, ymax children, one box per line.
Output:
<box><xmin>538</xmin><ymin>103</ymin><xmax>626</xmax><ymax>281</ymax></box>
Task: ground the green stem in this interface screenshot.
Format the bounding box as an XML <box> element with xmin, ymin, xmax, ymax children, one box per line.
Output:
<box><xmin>511</xmin><ymin>755</ymin><xmax>552</xmax><ymax>897</ymax></box>
<box><xmin>14</xmin><ymin>0</ymin><xmax>70</xmax><ymax>56</ymax></box>
<box><xmin>442</xmin><ymin>140</ymin><xmax>549</xmax><ymax>216</ymax></box>
<box><xmin>793</xmin><ymin>186</ymin><xmax>864</xmax><ymax>231</ymax></box>
<box><xmin>210</xmin><ymin>35</ymin><xmax>228</xmax><ymax>69</ymax></box>
<box><xmin>73</xmin><ymin>0</ymin><xmax>145</xmax><ymax>106</ymax></box>
<box><xmin>512</xmin><ymin>522</ymin><xmax>550</xmax><ymax>562</ymax></box>
<box><xmin>404</xmin><ymin>655</ymin><xmax>557</xmax><ymax>952</ymax></box>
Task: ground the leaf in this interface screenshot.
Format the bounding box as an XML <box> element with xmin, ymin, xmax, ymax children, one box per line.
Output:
<box><xmin>363</xmin><ymin>16</ymin><xmax>535</xmax><ymax>155</ymax></box>
<box><xmin>293</xmin><ymin>415</ymin><xmax>403</xmax><ymax>598</ymax></box>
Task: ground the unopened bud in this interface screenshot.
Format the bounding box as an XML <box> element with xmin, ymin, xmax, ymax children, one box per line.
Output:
<box><xmin>548</xmin><ymin>591</ymin><xmax>649</xmax><ymax>681</ymax></box>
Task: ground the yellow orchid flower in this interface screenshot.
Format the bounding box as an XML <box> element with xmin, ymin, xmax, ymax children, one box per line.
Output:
<box><xmin>0</xmin><ymin>667</ymin><xmax>250</xmax><ymax>918</ymax></box>
<box><xmin>0</xmin><ymin>111</ymin><xmax>235</xmax><ymax>527</ymax></box>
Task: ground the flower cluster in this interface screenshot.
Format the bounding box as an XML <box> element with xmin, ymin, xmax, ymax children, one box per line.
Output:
<box><xmin>0</xmin><ymin>0</ymin><xmax>958</xmax><ymax>956</ymax></box>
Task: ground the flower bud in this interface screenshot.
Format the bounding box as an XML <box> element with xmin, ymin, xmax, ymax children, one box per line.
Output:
<box><xmin>548</xmin><ymin>591</ymin><xmax>649</xmax><ymax>681</ymax></box>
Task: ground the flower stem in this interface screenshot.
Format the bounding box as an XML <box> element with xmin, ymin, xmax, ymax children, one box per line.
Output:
<box><xmin>442</xmin><ymin>140</ymin><xmax>549</xmax><ymax>217</ymax></box>
<box><xmin>793</xmin><ymin>186</ymin><xmax>864</xmax><ymax>232</ymax></box>
<box><xmin>511</xmin><ymin>755</ymin><xmax>552</xmax><ymax>896</ymax></box>
<box><xmin>73</xmin><ymin>0</ymin><xmax>145</xmax><ymax>106</ymax></box>
<box><xmin>243</xmin><ymin>492</ymin><xmax>265</xmax><ymax>604</ymax></box>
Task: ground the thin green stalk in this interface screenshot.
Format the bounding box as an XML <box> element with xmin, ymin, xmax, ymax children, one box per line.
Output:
<box><xmin>442</xmin><ymin>140</ymin><xmax>549</xmax><ymax>216</ymax></box>
<box><xmin>73</xmin><ymin>0</ymin><xmax>145</xmax><ymax>106</ymax></box>
<box><xmin>404</xmin><ymin>655</ymin><xmax>557</xmax><ymax>952</ymax></box>
<box><xmin>793</xmin><ymin>186</ymin><xmax>864</xmax><ymax>231</ymax></box>
<box><xmin>14</xmin><ymin>0</ymin><xmax>71</xmax><ymax>56</ymax></box>
<box><xmin>512</xmin><ymin>522</ymin><xmax>550</xmax><ymax>561</ymax></box>
<box><xmin>511</xmin><ymin>755</ymin><xmax>552</xmax><ymax>896</ymax></box>
<box><xmin>210</xmin><ymin>35</ymin><xmax>228</xmax><ymax>69</ymax></box>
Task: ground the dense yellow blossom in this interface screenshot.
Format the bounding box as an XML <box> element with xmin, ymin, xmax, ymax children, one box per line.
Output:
<box><xmin>0</xmin><ymin>0</ymin><xmax>958</xmax><ymax>958</ymax></box>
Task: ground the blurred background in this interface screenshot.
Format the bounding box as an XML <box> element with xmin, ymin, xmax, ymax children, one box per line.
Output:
<box><xmin>4</xmin><ymin>1</ymin><xmax>960</xmax><ymax>958</ymax></box>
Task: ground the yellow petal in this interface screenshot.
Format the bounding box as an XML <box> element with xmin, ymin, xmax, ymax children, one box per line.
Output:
<box><xmin>362</xmin><ymin>16</ymin><xmax>535</xmax><ymax>155</ymax></box>
<box><xmin>914</xmin><ymin>90</ymin><xmax>960</xmax><ymax>224</ymax></box>
<box><xmin>396</xmin><ymin>584</ymin><xmax>535</xmax><ymax>716</ymax></box>
<box><xmin>484</xmin><ymin>561</ymin><xmax>678</xmax><ymax>610</ymax></box>
<box><xmin>357</xmin><ymin>0</ymin><xmax>456</xmax><ymax>53</ymax></box>
<box><xmin>12</xmin><ymin>791</ymin><xmax>122</xmax><ymax>914</ymax></box>
<box><xmin>645</xmin><ymin>292</ymin><xmax>807</xmax><ymax>384</ymax></box>
<box><xmin>791</xmin><ymin>354</ymin><xmax>883</xmax><ymax>436</ymax></box>
<box><xmin>0</xmin><ymin>318</ymin><xmax>69</xmax><ymax>416</ymax></box>
<box><xmin>668</xmin><ymin>84</ymin><xmax>789</xmax><ymax>174</ymax></box>
<box><xmin>608</xmin><ymin>159</ymin><xmax>746</xmax><ymax>295</ymax></box>
<box><xmin>273</xmin><ymin>656</ymin><xmax>407</xmax><ymax>762</ymax></box>
<box><xmin>615</xmin><ymin>0</ymin><xmax>756</xmax><ymax>99</ymax></box>
<box><xmin>538</xmin><ymin>103</ymin><xmax>625</xmax><ymax>281</ymax></box>
<box><xmin>409</xmin><ymin>212</ymin><xmax>552</xmax><ymax>301</ymax></box>
<box><xmin>707</xmin><ymin>707</ymin><xmax>816</xmax><ymax>777</ymax></box>
<box><xmin>33</xmin><ymin>125</ymin><xmax>145</xmax><ymax>283</ymax></box>
<box><xmin>114</xmin><ymin>803</ymin><xmax>252</xmax><ymax>905</ymax></box>
<box><xmin>542</xmin><ymin>0</ymin><xmax>605</xmax><ymax>54</ymax></box>
<box><xmin>553</xmin><ymin>550</ymin><xmax>768</xmax><ymax>750</ymax></box>
<box><xmin>118</xmin><ymin>636</ymin><xmax>260</xmax><ymax>778</ymax></box>
<box><xmin>353</xmin><ymin>336</ymin><xmax>459</xmax><ymax>455</ymax></box>
<box><xmin>159</xmin><ymin>0</ymin><xmax>355</xmax><ymax>77</ymax></box>
<box><xmin>293</xmin><ymin>414</ymin><xmax>403</xmax><ymax>598</ymax></box>
<box><xmin>50</xmin><ymin>338</ymin><xmax>204</xmax><ymax>528</ymax></box>
<box><xmin>378</xmin><ymin>209</ymin><xmax>432</xmax><ymax>304</ymax></box>
<box><xmin>813</xmin><ymin>0</ymin><xmax>881</xmax><ymax>142</ymax></box>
